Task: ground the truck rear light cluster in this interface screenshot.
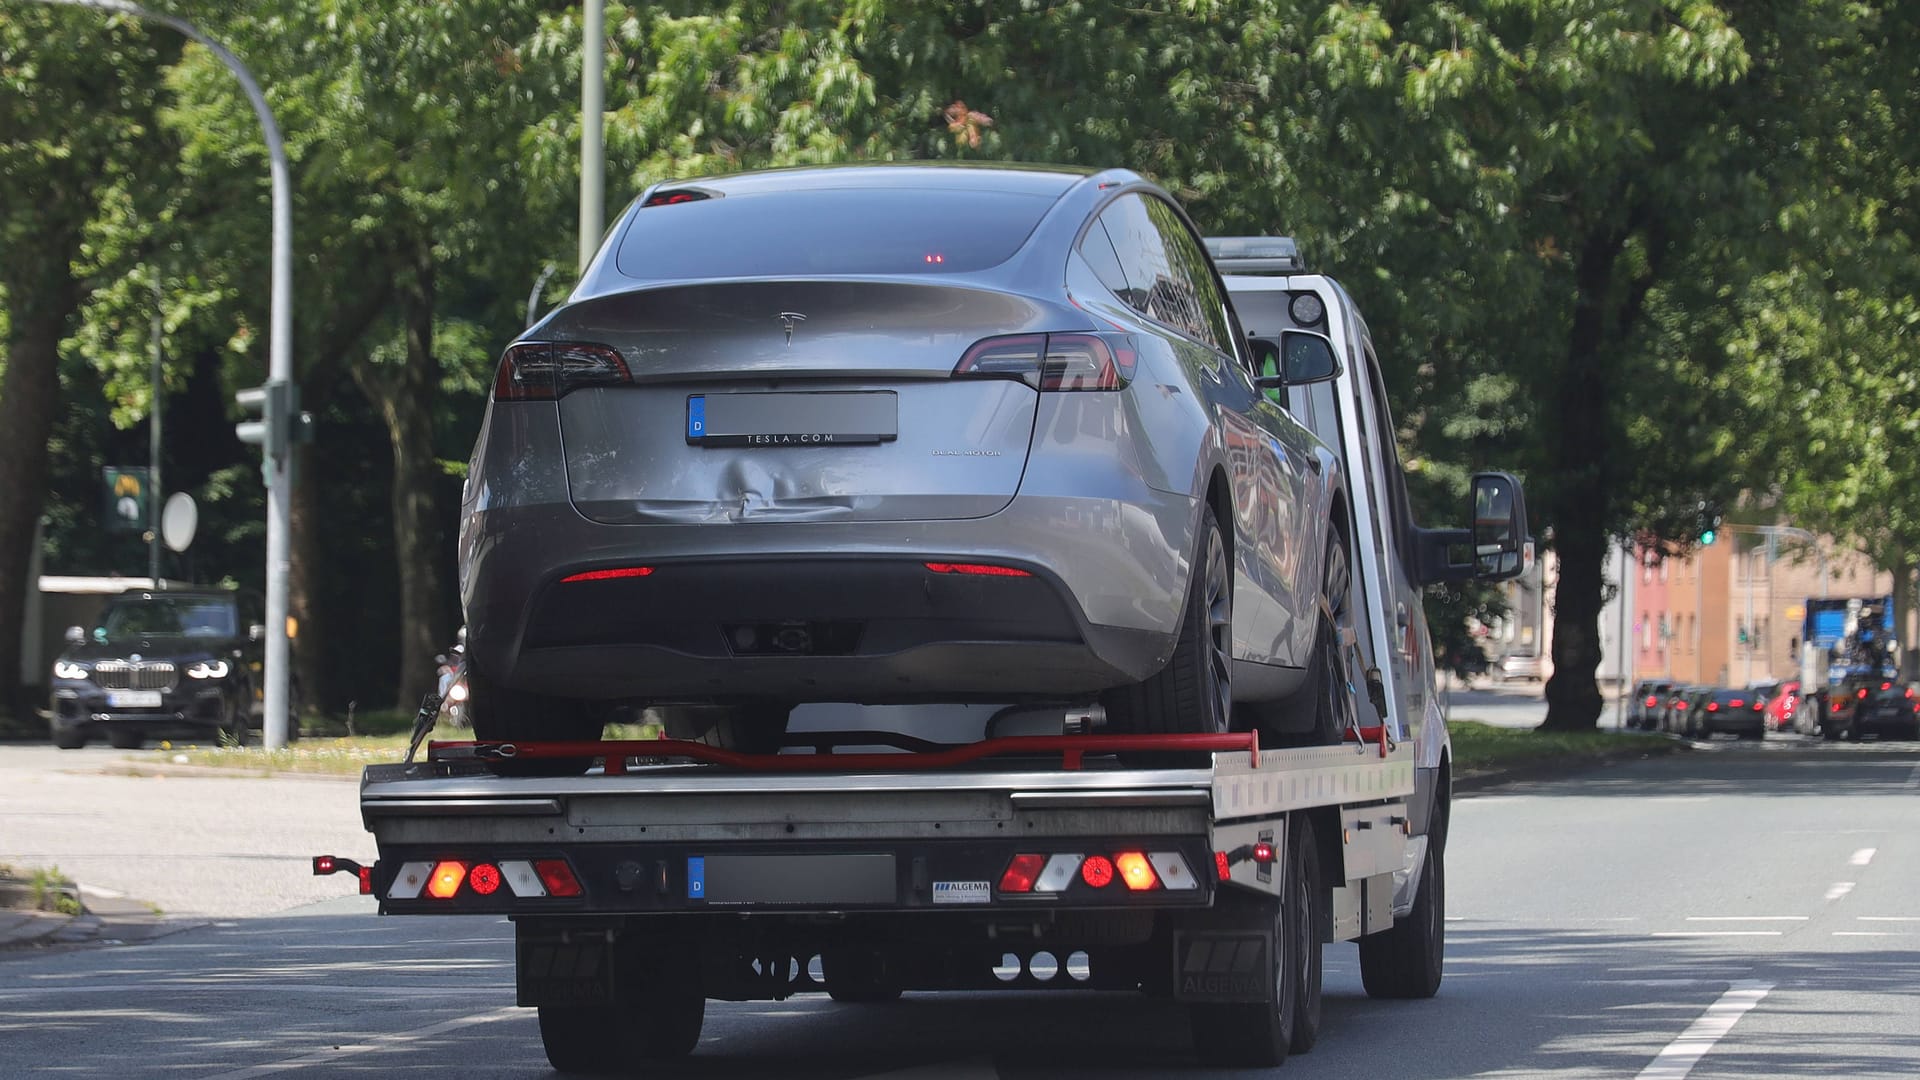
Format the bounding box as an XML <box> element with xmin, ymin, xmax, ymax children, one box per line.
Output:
<box><xmin>953</xmin><ymin>332</ymin><xmax>1138</xmax><ymax>391</ymax></box>
<box><xmin>997</xmin><ymin>850</ymin><xmax>1197</xmax><ymax>894</ymax></box>
<box><xmin>382</xmin><ymin>858</ymin><xmax>581</xmax><ymax>901</ymax></box>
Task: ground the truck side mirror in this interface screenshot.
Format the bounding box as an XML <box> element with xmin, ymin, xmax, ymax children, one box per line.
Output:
<box><xmin>64</xmin><ymin>625</ymin><xmax>84</xmax><ymax>645</ymax></box>
<box><xmin>1472</xmin><ymin>471</ymin><xmax>1530</xmax><ymax>581</ymax></box>
<box><xmin>1251</xmin><ymin>330</ymin><xmax>1340</xmax><ymax>391</ymax></box>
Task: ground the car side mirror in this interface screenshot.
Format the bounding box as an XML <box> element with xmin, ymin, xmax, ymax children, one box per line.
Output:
<box><xmin>248</xmin><ymin>623</ymin><xmax>266</xmax><ymax>642</ymax></box>
<box><xmin>1251</xmin><ymin>330</ymin><xmax>1340</xmax><ymax>390</ymax></box>
<box><xmin>1411</xmin><ymin>470</ymin><xmax>1532</xmax><ymax>586</ymax></box>
<box><xmin>1472</xmin><ymin>471</ymin><xmax>1530</xmax><ymax>581</ymax></box>
<box><xmin>64</xmin><ymin>625</ymin><xmax>84</xmax><ymax>645</ymax></box>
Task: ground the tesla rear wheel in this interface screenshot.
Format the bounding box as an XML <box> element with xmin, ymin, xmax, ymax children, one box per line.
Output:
<box><xmin>1260</xmin><ymin>531</ymin><xmax>1355</xmax><ymax>747</ymax></box>
<box><xmin>468</xmin><ymin>667</ymin><xmax>604</xmax><ymax>776</ymax></box>
<box><xmin>1102</xmin><ymin>506</ymin><xmax>1230</xmax><ymax>737</ymax></box>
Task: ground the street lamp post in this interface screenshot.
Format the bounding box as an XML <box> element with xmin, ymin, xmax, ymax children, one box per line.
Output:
<box><xmin>28</xmin><ymin>0</ymin><xmax>297</xmax><ymax>748</ymax></box>
<box><xmin>578</xmin><ymin>0</ymin><xmax>605</xmax><ymax>274</ymax></box>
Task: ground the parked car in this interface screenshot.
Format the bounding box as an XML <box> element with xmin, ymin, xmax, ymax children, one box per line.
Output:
<box><xmin>1657</xmin><ymin>685</ymin><xmax>1700</xmax><ymax>734</ymax></box>
<box><xmin>48</xmin><ymin>588</ymin><xmax>262</xmax><ymax>750</ymax></box>
<box><xmin>1497</xmin><ymin>653</ymin><xmax>1543</xmax><ymax>683</ymax></box>
<box><xmin>1760</xmin><ymin>679</ymin><xmax>1800</xmax><ymax>732</ymax></box>
<box><xmin>1627</xmin><ymin>680</ymin><xmax>1674</xmax><ymax>730</ymax></box>
<box><xmin>1828</xmin><ymin>680</ymin><xmax>1920</xmax><ymax>741</ymax></box>
<box><xmin>459</xmin><ymin>164</ymin><xmax>1363</xmax><ymax>757</ymax></box>
<box><xmin>1691</xmin><ymin>687</ymin><xmax>1766</xmax><ymax>740</ymax></box>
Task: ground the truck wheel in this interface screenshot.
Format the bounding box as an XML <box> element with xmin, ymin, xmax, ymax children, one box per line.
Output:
<box><xmin>538</xmin><ymin>989</ymin><xmax>705</xmax><ymax>1071</ymax></box>
<box><xmin>1103</xmin><ymin>505</ymin><xmax>1231</xmax><ymax>737</ymax></box>
<box><xmin>467</xmin><ymin>666</ymin><xmax>603</xmax><ymax>776</ymax></box>
<box><xmin>1256</xmin><ymin>531</ymin><xmax>1355</xmax><ymax>747</ymax></box>
<box><xmin>824</xmin><ymin>948</ymin><xmax>903</xmax><ymax>1003</ymax></box>
<box><xmin>1288</xmin><ymin>813</ymin><xmax>1324</xmax><ymax>1054</ymax></box>
<box><xmin>1358</xmin><ymin>834</ymin><xmax>1444</xmax><ymax>999</ymax></box>
<box><xmin>1189</xmin><ymin>848</ymin><xmax>1304</xmax><ymax>1065</ymax></box>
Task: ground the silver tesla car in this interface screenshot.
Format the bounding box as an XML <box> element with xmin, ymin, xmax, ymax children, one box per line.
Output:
<box><xmin>459</xmin><ymin>164</ymin><xmax>1351</xmax><ymax>755</ymax></box>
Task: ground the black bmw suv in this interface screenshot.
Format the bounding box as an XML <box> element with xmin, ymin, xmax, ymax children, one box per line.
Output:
<box><xmin>48</xmin><ymin>589</ymin><xmax>263</xmax><ymax>750</ymax></box>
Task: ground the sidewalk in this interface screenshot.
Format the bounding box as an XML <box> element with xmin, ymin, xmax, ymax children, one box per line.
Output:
<box><xmin>0</xmin><ymin>886</ymin><xmax>182</xmax><ymax>952</ymax></box>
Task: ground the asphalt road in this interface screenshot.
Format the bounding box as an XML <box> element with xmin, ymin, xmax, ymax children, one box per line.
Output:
<box><xmin>2</xmin><ymin>739</ymin><xmax>1917</xmax><ymax>1078</ymax></box>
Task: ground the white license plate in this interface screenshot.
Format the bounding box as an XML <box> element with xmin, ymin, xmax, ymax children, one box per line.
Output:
<box><xmin>107</xmin><ymin>690</ymin><xmax>163</xmax><ymax>709</ymax></box>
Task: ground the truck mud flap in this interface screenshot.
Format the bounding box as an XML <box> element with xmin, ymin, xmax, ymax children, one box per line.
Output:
<box><xmin>1171</xmin><ymin>929</ymin><xmax>1273</xmax><ymax>1003</ymax></box>
<box><xmin>517</xmin><ymin>936</ymin><xmax>618</xmax><ymax>1008</ymax></box>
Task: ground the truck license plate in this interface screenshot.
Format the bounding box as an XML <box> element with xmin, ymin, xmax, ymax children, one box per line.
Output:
<box><xmin>107</xmin><ymin>690</ymin><xmax>163</xmax><ymax>709</ymax></box>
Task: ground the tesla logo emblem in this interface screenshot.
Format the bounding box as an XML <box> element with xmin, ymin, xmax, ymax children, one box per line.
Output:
<box><xmin>777</xmin><ymin>312</ymin><xmax>807</xmax><ymax>345</ymax></box>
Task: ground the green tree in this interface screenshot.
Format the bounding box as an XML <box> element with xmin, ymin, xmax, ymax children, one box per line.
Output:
<box><xmin>0</xmin><ymin>7</ymin><xmax>172</xmax><ymax>721</ymax></box>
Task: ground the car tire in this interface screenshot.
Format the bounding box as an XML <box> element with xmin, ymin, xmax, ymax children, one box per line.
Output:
<box><xmin>108</xmin><ymin>729</ymin><xmax>144</xmax><ymax>750</ymax></box>
<box><xmin>51</xmin><ymin>729</ymin><xmax>87</xmax><ymax>750</ymax></box>
<box><xmin>1189</xmin><ymin>887</ymin><xmax>1300</xmax><ymax>1066</ymax></box>
<box><xmin>1260</xmin><ymin>532</ymin><xmax>1357</xmax><ymax>748</ymax></box>
<box><xmin>226</xmin><ymin>702</ymin><xmax>249</xmax><ymax>747</ymax></box>
<box><xmin>1358</xmin><ymin>830</ymin><xmax>1445</xmax><ymax>999</ymax></box>
<box><xmin>467</xmin><ymin>666</ymin><xmax>604</xmax><ymax>776</ymax></box>
<box><xmin>1102</xmin><ymin>505</ymin><xmax>1231</xmax><ymax>737</ymax></box>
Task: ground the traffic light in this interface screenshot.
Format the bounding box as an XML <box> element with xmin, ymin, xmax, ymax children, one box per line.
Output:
<box><xmin>235</xmin><ymin>380</ymin><xmax>313</xmax><ymax>469</ymax></box>
<box><xmin>1699</xmin><ymin>526</ymin><xmax>1717</xmax><ymax>546</ymax></box>
<box><xmin>1696</xmin><ymin>507</ymin><xmax>1723</xmax><ymax>546</ymax></box>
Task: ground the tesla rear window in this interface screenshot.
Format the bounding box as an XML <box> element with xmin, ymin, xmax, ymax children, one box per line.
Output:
<box><xmin>614</xmin><ymin>188</ymin><xmax>1057</xmax><ymax>280</ymax></box>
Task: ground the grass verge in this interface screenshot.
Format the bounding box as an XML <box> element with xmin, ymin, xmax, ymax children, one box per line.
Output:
<box><xmin>1448</xmin><ymin>719</ymin><xmax>1675</xmax><ymax>777</ymax></box>
<box><xmin>0</xmin><ymin>864</ymin><xmax>83</xmax><ymax>916</ymax></box>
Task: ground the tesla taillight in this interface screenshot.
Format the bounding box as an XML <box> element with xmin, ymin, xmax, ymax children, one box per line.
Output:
<box><xmin>493</xmin><ymin>341</ymin><xmax>632</xmax><ymax>401</ymax></box>
<box><xmin>953</xmin><ymin>332</ymin><xmax>1136</xmax><ymax>391</ymax></box>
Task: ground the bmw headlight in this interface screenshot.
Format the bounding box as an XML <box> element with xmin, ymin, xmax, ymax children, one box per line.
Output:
<box><xmin>187</xmin><ymin>660</ymin><xmax>231</xmax><ymax>680</ymax></box>
<box><xmin>52</xmin><ymin>661</ymin><xmax>88</xmax><ymax>681</ymax></box>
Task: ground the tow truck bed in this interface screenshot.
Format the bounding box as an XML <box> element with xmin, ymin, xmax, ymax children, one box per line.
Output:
<box><xmin>332</xmin><ymin>731</ymin><xmax>1433</xmax><ymax>1070</ymax></box>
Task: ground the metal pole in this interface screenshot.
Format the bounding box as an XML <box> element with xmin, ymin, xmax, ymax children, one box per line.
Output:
<box><xmin>577</xmin><ymin>0</ymin><xmax>605</xmax><ymax>275</ymax></box>
<box><xmin>148</xmin><ymin>274</ymin><xmax>162</xmax><ymax>587</ymax></box>
<box><xmin>33</xmin><ymin>0</ymin><xmax>299</xmax><ymax>748</ymax></box>
<box><xmin>1615</xmin><ymin>543</ymin><xmax>1629</xmax><ymax>730</ymax></box>
<box><xmin>1743</xmin><ymin>543</ymin><xmax>1755</xmax><ymax>686</ymax></box>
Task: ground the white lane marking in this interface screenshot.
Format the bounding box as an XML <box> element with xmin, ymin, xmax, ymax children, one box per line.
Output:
<box><xmin>1685</xmin><ymin>916</ymin><xmax>1806</xmax><ymax>922</ymax></box>
<box><xmin>1905</xmin><ymin>760</ymin><xmax>1920</xmax><ymax>790</ymax></box>
<box><xmin>1825</xmin><ymin>882</ymin><xmax>1855</xmax><ymax>901</ymax></box>
<box><xmin>1834</xmin><ymin>931</ymin><xmax>1910</xmax><ymax>937</ymax></box>
<box><xmin>1850</xmin><ymin>848</ymin><xmax>1876</xmax><ymax>866</ymax></box>
<box><xmin>1857</xmin><ymin>916</ymin><xmax>1920</xmax><ymax>922</ymax></box>
<box><xmin>1635</xmin><ymin>981</ymin><xmax>1773</xmax><ymax>1080</ymax></box>
<box><xmin>1650</xmin><ymin>932</ymin><xmax>1782</xmax><ymax>938</ymax></box>
<box><xmin>197</xmin><ymin>1005</ymin><xmax>522</xmax><ymax>1079</ymax></box>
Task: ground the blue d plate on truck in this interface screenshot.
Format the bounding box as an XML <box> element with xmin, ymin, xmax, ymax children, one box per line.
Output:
<box><xmin>687</xmin><ymin>391</ymin><xmax>898</xmax><ymax>446</ymax></box>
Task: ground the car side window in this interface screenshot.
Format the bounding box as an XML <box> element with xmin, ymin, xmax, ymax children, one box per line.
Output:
<box><xmin>1079</xmin><ymin>219</ymin><xmax>1132</xmax><ymax>300</ymax></box>
<box><xmin>1140</xmin><ymin>196</ymin><xmax>1235</xmax><ymax>354</ymax></box>
<box><xmin>1097</xmin><ymin>194</ymin><xmax>1228</xmax><ymax>355</ymax></box>
<box><xmin>1361</xmin><ymin>342</ymin><xmax>1419</xmax><ymax>566</ymax></box>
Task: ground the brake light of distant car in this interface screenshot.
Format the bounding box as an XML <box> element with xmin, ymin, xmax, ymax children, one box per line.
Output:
<box><xmin>186</xmin><ymin>660</ymin><xmax>230</xmax><ymax>679</ymax></box>
<box><xmin>1674</xmin><ymin>701</ymin><xmax>1688</xmax><ymax>711</ymax></box>
<box><xmin>492</xmin><ymin>341</ymin><xmax>632</xmax><ymax>401</ymax></box>
<box><xmin>1706</xmin><ymin>702</ymin><xmax>1719</xmax><ymax>712</ymax></box>
<box><xmin>1907</xmin><ymin>688</ymin><xmax>1915</xmax><ymax>699</ymax></box>
<box><xmin>1882</xmin><ymin>682</ymin><xmax>1893</xmax><ymax>691</ymax></box>
<box><xmin>1644</xmin><ymin>695</ymin><xmax>1658</xmax><ymax>708</ymax></box>
<box><xmin>1729</xmin><ymin>699</ymin><xmax>1744</xmax><ymax>707</ymax></box>
<box><xmin>1752</xmin><ymin>701</ymin><xmax>1763</xmax><ymax>711</ymax></box>
<box><xmin>953</xmin><ymin>332</ymin><xmax>1137</xmax><ymax>391</ymax></box>
<box><xmin>1859</xmin><ymin>688</ymin><xmax>1870</xmax><ymax>699</ymax></box>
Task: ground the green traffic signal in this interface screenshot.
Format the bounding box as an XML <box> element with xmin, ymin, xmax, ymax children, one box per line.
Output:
<box><xmin>1700</xmin><ymin>529</ymin><xmax>1717</xmax><ymax>545</ymax></box>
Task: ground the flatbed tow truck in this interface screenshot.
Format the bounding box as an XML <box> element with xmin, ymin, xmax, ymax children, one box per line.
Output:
<box><xmin>317</xmin><ymin>235</ymin><xmax>1529</xmax><ymax>1071</ymax></box>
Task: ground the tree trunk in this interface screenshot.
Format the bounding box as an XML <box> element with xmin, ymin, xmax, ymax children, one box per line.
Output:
<box><xmin>1540</xmin><ymin>232</ymin><xmax>1623</xmax><ymax>732</ymax></box>
<box><xmin>290</xmin><ymin>438</ymin><xmax>327</xmax><ymax>715</ymax></box>
<box><xmin>0</xmin><ymin>257</ymin><xmax>80</xmax><ymax>724</ymax></box>
<box><xmin>353</xmin><ymin>254</ymin><xmax>446</xmax><ymax>711</ymax></box>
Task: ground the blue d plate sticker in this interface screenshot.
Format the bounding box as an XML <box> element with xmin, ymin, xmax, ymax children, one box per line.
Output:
<box><xmin>687</xmin><ymin>396</ymin><xmax>706</xmax><ymax>440</ymax></box>
<box><xmin>687</xmin><ymin>856</ymin><xmax>706</xmax><ymax>900</ymax></box>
